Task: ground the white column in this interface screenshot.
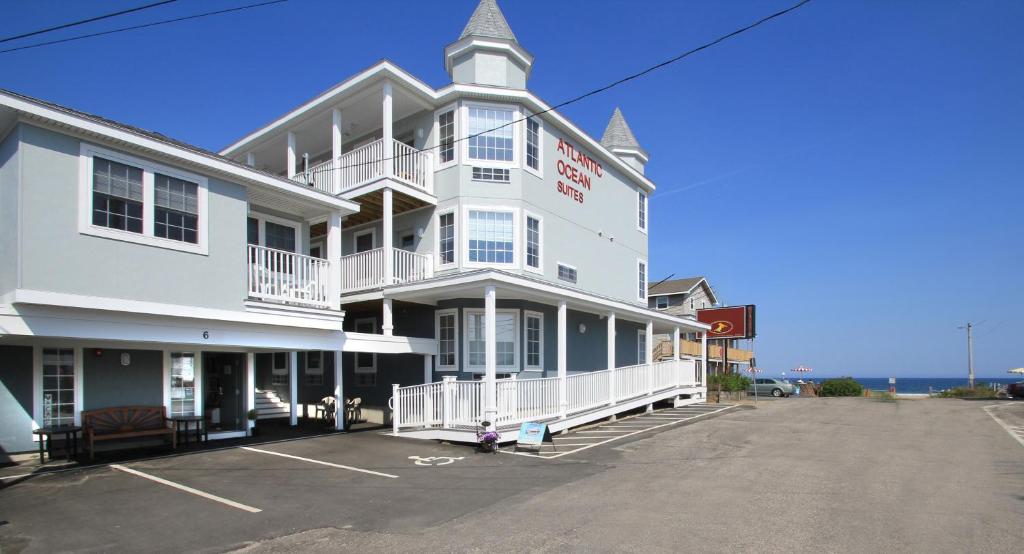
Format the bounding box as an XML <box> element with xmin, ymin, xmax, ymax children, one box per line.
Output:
<box><xmin>673</xmin><ymin>327</ymin><xmax>681</xmax><ymax>360</ymax></box>
<box><xmin>382</xmin><ymin>186</ymin><xmax>393</xmax><ymax>285</ymax></box>
<box><xmin>286</xmin><ymin>131</ymin><xmax>297</xmax><ymax>178</ymax></box>
<box><xmin>382</xmin><ymin>297</ymin><xmax>394</xmax><ymax>336</ymax></box>
<box><xmin>646</xmin><ymin>320</ymin><xmax>655</xmax><ymax>411</ymax></box>
<box><xmin>289</xmin><ymin>351</ymin><xmax>298</xmax><ymax>426</ymax></box>
<box><xmin>334</xmin><ymin>351</ymin><xmax>345</xmax><ymax>431</ymax></box>
<box><xmin>382</xmin><ymin>80</ymin><xmax>393</xmax><ymax>178</ymax></box>
<box><xmin>327</xmin><ymin>211</ymin><xmax>342</xmax><ymax>310</ymax></box>
<box><xmin>246</xmin><ymin>353</ymin><xmax>256</xmax><ymax>434</ymax></box>
<box><xmin>558</xmin><ymin>300</ymin><xmax>567</xmax><ymax>418</ymax></box>
<box><xmin>423</xmin><ymin>354</ymin><xmax>433</xmax><ymax>384</ymax></box>
<box><xmin>701</xmin><ymin>331</ymin><xmax>708</xmax><ymax>386</ymax></box>
<box><xmin>483</xmin><ymin>285</ymin><xmax>497</xmax><ymax>425</ymax></box>
<box><xmin>245</xmin><ymin>152</ymin><xmax>255</xmax><ymax>167</ymax></box>
<box><xmin>607</xmin><ymin>311</ymin><xmax>616</xmax><ymax>407</ymax></box>
<box><xmin>332</xmin><ymin>107</ymin><xmax>343</xmax><ymax>194</ymax></box>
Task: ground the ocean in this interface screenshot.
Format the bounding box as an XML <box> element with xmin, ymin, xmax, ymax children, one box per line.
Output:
<box><xmin>807</xmin><ymin>377</ymin><xmax>1022</xmax><ymax>394</ymax></box>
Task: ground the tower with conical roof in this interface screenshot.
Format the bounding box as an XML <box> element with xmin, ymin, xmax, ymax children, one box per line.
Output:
<box><xmin>445</xmin><ymin>0</ymin><xmax>534</xmax><ymax>88</ymax></box>
<box><xmin>600</xmin><ymin>107</ymin><xmax>649</xmax><ymax>174</ymax></box>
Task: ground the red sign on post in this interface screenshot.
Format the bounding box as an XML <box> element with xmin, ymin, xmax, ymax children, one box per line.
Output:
<box><xmin>697</xmin><ymin>305</ymin><xmax>756</xmax><ymax>339</ymax></box>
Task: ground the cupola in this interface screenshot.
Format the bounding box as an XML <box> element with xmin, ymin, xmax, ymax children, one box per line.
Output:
<box><xmin>444</xmin><ymin>0</ymin><xmax>534</xmax><ymax>88</ymax></box>
<box><xmin>600</xmin><ymin>107</ymin><xmax>649</xmax><ymax>174</ymax></box>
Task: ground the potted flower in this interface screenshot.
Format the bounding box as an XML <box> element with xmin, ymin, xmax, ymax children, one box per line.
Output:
<box><xmin>247</xmin><ymin>409</ymin><xmax>259</xmax><ymax>436</ymax></box>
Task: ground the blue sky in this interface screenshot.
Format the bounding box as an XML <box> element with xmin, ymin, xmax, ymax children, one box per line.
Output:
<box><xmin>2</xmin><ymin>0</ymin><xmax>1021</xmax><ymax>378</ymax></box>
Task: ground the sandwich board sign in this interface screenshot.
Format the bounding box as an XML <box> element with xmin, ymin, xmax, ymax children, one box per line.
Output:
<box><xmin>515</xmin><ymin>422</ymin><xmax>554</xmax><ymax>452</ymax></box>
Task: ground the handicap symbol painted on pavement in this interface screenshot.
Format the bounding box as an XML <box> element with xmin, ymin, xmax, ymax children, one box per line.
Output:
<box><xmin>408</xmin><ymin>455</ymin><xmax>465</xmax><ymax>466</ymax></box>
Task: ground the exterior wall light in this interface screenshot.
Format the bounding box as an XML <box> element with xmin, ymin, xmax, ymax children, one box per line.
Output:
<box><xmin>578</xmin><ymin>323</ymin><xmax>587</xmax><ymax>334</ymax></box>
<box><xmin>120</xmin><ymin>352</ymin><xmax>131</xmax><ymax>366</ymax></box>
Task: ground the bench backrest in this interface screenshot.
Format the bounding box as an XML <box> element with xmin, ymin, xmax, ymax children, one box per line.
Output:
<box><xmin>82</xmin><ymin>406</ymin><xmax>167</xmax><ymax>435</ymax></box>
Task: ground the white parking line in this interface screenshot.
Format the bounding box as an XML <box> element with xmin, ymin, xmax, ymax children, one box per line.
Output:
<box><xmin>111</xmin><ymin>464</ymin><xmax>261</xmax><ymax>513</ymax></box>
<box><xmin>241</xmin><ymin>447</ymin><xmax>399</xmax><ymax>478</ymax></box>
<box><xmin>984</xmin><ymin>405</ymin><xmax>1024</xmax><ymax>448</ymax></box>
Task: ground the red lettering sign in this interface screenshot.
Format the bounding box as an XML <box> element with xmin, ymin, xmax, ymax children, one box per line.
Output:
<box><xmin>555</xmin><ymin>138</ymin><xmax>602</xmax><ymax>205</ymax></box>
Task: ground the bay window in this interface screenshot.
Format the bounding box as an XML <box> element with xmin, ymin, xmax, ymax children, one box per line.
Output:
<box><xmin>526</xmin><ymin>215</ymin><xmax>541</xmax><ymax>271</ymax></box>
<box><xmin>467</xmin><ymin>106</ymin><xmax>514</xmax><ymax>162</ymax></box>
<box><xmin>438</xmin><ymin>212</ymin><xmax>455</xmax><ymax>266</ymax></box>
<box><xmin>438</xmin><ymin>108</ymin><xmax>455</xmax><ymax>164</ymax></box>
<box><xmin>467</xmin><ymin>209</ymin><xmax>515</xmax><ymax>265</ymax></box>
<box><xmin>526</xmin><ymin>117</ymin><xmax>541</xmax><ymax>172</ymax></box>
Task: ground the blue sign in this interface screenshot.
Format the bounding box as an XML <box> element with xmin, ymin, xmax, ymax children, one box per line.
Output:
<box><xmin>517</xmin><ymin>422</ymin><xmax>547</xmax><ymax>446</ymax></box>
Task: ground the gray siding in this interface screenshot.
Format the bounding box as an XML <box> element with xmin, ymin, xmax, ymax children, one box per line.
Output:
<box><xmin>0</xmin><ymin>345</ymin><xmax>34</xmax><ymax>455</ymax></box>
<box><xmin>649</xmin><ymin>285</ymin><xmax>714</xmax><ymax>319</ymax></box>
<box><xmin>82</xmin><ymin>348</ymin><xmax>163</xmax><ymax>410</ymax></box>
<box><xmin>18</xmin><ymin>124</ymin><xmax>250</xmax><ymax>311</ymax></box>
<box><xmin>0</xmin><ymin>126</ymin><xmax>19</xmax><ymax>296</ymax></box>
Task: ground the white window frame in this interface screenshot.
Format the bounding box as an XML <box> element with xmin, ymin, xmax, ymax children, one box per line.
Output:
<box><xmin>305</xmin><ymin>351</ymin><xmax>324</xmax><ymax>385</ymax></box>
<box><xmin>248</xmin><ymin>210</ymin><xmax>304</xmax><ymax>253</ymax></box>
<box><xmin>638</xmin><ymin>329</ymin><xmax>648</xmax><ymax>365</ymax></box>
<box><xmin>655</xmin><ymin>296</ymin><xmax>669</xmax><ymax>310</ymax></box>
<box><xmin>524</xmin><ymin>212</ymin><xmax>543</xmax><ymax>274</ymax></box>
<box><xmin>462</xmin><ymin>205</ymin><xmax>520</xmax><ymax>269</ymax></box>
<box><xmin>32</xmin><ymin>346</ymin><xmax>84</xmax><ymax>433</ymax></box>
<box><xmin>352</xmin><ymin>227</ymin><xmax>377</xmax><ymax>253</ymax></box>
<box><xmin>557</xmin><ymin>261</ymin><xmax>578</xmax><ymax>284</ymax></box>
<box><xmin>464</xmin><ymin>308</ymin><xmax>519</xmax><ymax>372</ymax></box>
<box><xmin>79</xmin><ymin>143</ymin><xmax>209</xmax><ymax>255</ymax></box>
<box><xmin>271</xmin><ymin>351</ymin><xmax>289</xmax><ymax>386</ymax></box>
<box><xmin>437</xmin><ymin>209</ymin><xmax>457</xmax><ymax>269</ymax></box>
<box><xmin>523</xmin><ymin>112</ymin><xmax>543</xmax><ymax>178</ymax></box>
<box><xmin>168</xmin><ymin>352</ymin><xmax>199</xmax><ymax>417</ymax></box>
<box><xmin>637</xmin><ymin>259</ymin><xmax>648</xmax><ymax>302</ymax></box>
<box><xmin>354</xmin><ymin>317</ymin><xmax>378</xmax><ymax>374</ymax></box>
<box><xmin>637</xmin><ymin>188</ymin><xmax>648</xmax><ymax>233</ymax></box>
<box><xmin>434</xmin><ymin>103</ymin><xmax>458</xmax><ymax>169</ymax></box>
<box><xmin>523</xmin><ymin>310</ymin><xmax>544</xmax><ymax>371</ymax></box>
<box><xmin>461</xmin><ymin>101</ymin><xmax>519</xmax><ymax>169</ymax></box>
<box><xmin>435</xmin><ymin>309</ymin><xmax>459</xmax><ymax>371</ymax></box>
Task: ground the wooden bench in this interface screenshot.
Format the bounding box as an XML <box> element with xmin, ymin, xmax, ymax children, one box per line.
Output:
<box><xmin>81</xmin><ymin>406</ymin><xmax>176</xmax><ymax>459</ymax></box>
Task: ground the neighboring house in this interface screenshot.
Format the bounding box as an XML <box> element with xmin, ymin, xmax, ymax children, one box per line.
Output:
<box><xmin>0</xmin><ymin>0</ymin><xmax>709</xmax><ymax>452</ymax></box>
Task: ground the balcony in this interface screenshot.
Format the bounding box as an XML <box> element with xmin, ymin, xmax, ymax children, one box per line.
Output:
<box><xmin>290</xmin><ymin>138</ymin><xmax>433</xmax><ymax>197</ymax></box>
<box><xmin>247</xmin><ymin>244</ymin><xmax>332</xmax><ymax>309</ymax></box>
<box><xmin>339</xmin><ymin>247</ymin><xmax>433</xmax><ymax>294</ymax></box>
<box><xmin>676</xmin><ymin>340</ymin><xmax>754</xmax><ymax>364</ymax></box>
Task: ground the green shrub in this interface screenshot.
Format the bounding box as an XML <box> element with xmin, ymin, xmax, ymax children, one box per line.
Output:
<box><xmin>936</xmin><ymin>385</ymin><xmax>997</xmax><ymax>399</ymax></box>
<box><xmin>708</xmin><ymin>373</ymin><xmax>751</xmax><ymax>392</ymax></box>
<box><xmin>820</xmin><ymin>377</ymin><xmax>864</xmax><ymax>397</ymax></box>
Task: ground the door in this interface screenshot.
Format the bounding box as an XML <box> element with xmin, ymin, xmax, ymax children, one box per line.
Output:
<box><xmin>205</xmin><ymin>353</ymin><xmax>245</xmax><ymax>431</ymax></box>
<box><xmin>354</xmin><ymin>231</ymin><xmax>374</xmax><ymax>253</ymax></box>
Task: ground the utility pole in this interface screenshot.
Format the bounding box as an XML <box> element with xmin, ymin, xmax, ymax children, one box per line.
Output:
<box><xmin>959</xmin><ymin>323</ymin><xmax>975</xmax><ymax>388</ymax></box>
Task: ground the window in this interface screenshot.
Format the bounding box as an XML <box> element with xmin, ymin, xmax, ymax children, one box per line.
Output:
<box><xmin>466</xmin><ymin>310</ymin><xmax>518</xmax><ymax>370</ymax></box>
<box><xmin>170</xmin><ymin>353</ymin><xmax>196</xmax><ymax>416</ymax></box>
<box><xmin>154</xmin><ymin>174</ymin><xmax>199</xmax><ymax>244</ymax></box>
<box><xmin>526</xmin><ymin>117</ymin><xmax>541</xmax><ymax>171</ymax></box>
<box><xmin>558</xmin><ymin>263</ymin><xmax>577</xmax><ymax>284</ymax></box>
<box><xmin>468</xmin><ymin>210</ymin><xmax>514</xmax><ymax>264</ymax></box>
<box><xmin>271</xmin><ymin>352</ymin><xmax>288</xmax><ymax>386</ymax></box>
<box><xmin>637</xmin><ymin>190</ymin><xmax>647</xmax><ymax>232</ymax></box>
<box><xmin>438</xmin><ymin>109</ymin><xmax>455</xmax><ymax>164</ymax></box>
<box><xmin>656</xmin><ymin>296</ymin><xmax>669</xmax><ymax>310</ymax></box>
<box><xmin>690</xmin><ymin>298</ymin><xmax>694</xmax><ymax>310</ymax></box>
<box><xmin>467</xmin><ymin>106</ymin><xmax>514</xmax><ymax>162</ymax></box>
<box><xmin>438</xmin><ymin>212</ymin><xmax>455</xmax><ymax>265</ymax></box>
<box><xmin>525</xmin><ymin>311</ymin><xmax>543</xmax><ymax>370</ymax></box>
<box><xmin>41</xmin><ymin>348</ymin><xmax>75</xmax><ymax>427</ymax></box>
<box><xmin>247</xmin><ymin>217</ymin><xmax>260</xmax><ymax>245</ymax></box>
<box><xmin>265</xmin><ymin>221</ymin><xmax>296</xmax><ymax>252</ymax></box>
<box><xmin>526</xmin><ymin>215</ymin><xmax>541</xmax><ymax>270</ymax></box>
<box><xmin>638</xmin><ymin>330</ymin><xmax>647</xmax><ymax>365</ymax></box>
<box><xmin>305</xmin><ymin>352</ymin><xmax>323</xmax><ymax>385</ymax></box>
<box><xmin>354</xmin><ymin>319</ymin><xmax>377</xmax><ymax>386</ymax></box>
<box><xmin>437</xmin><ymin>310</ymin><xmax>458</xmax><ymax>369</ymax></box>
<box><xmin>638</xmin><ymin>260</ymin><xmax>647</xmax><ymax>301</ymax></box>
<box><xmin>400</xmin><ymin>233</ymin><xmax>415</xmax><ymax>249</ymax></box>
<box><xmin>81</xmin><ymin>144</ymin><xmax>208</xmax><ymax>254</ymax></box>
<box><xmin>471</xmin><ymin>167</ymin><xmax>510</xmax><ymax>182</ymax></box>
<box><xmin>92</xmin><ymin>157</ymin><xmax>143</xmax><ymax>233</ymax></box>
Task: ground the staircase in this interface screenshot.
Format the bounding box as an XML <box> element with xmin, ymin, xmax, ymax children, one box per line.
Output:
<box><xmin>254</xmin><ymin>389</ymin><xmax>290</xmax><ymax>420</ymax></box>
<box><xmin>653</xmin><ymin>339</ymin><xmax>675</xmax><ymax>362</ymax></box>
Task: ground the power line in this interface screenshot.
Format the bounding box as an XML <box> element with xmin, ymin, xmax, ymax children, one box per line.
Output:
<box><xmin>0</xmin><ymin>0</ymin><xmax>289</xmax><ymax>55</ymax></box>
<box><xmin>293</xmin><ymin>0</ymin><xmax>813</xmax><ymax>175</ymax></box>
<box><xmin>0</xmin><ymin>0</ymin><xmax>179</xmax><ymax>45</ymax></box>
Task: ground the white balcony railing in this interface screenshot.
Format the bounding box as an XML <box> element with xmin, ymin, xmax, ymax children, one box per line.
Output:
<box><xmin>392</xmin><ymin>358</ymin><xmax>702</xmax><ymax>431</ymax></box>
<box><xmin>247</xmin><ymin>244</ymin><xmax>331</xmax><ymax>309</ymax></box>
<box><xmin>339</xmin><ymin>247</ymin><xmax>434</xmax><ymax>294</ymax></box>
<box><xmin>290</xmin><ymin>138</ymin><xmax>434</xmax><ymax>196</ymax></box>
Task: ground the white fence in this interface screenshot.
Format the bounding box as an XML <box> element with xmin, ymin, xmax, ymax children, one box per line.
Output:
<box><xmin>392</xmin><ymin>358</ymin><xmax>702</xmax><ymax>432</ymax></box>
<box><xmin>391</xmin><ymin>139</ymin><xmax>433</xmax><ymax>193</ymax></box>
<box><xmin>291</xmin><ymin>138</ymin><xmax>434</xmax><ymax>195</ymax></box>
<box><xmin>337</xmin><ymin>139</ymin><xmax>385</xmax><ymax>193</ymax></box>
<box><xmin>247</xmin><ymin>244</ymin><xmax>331</xmax><ymax>308</ymax></box>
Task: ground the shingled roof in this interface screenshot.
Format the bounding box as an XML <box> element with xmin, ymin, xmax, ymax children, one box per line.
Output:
<box><xmin>600</xmin><ymin>107</ymin><xmax>647</xmax><ymax>156</ymax></box>
<box><xmin>648</xmin><ymin>277</ymin><xmax>707</xmax><ymax>297</ymax></box>
<box><xmin>460</xmin><ymin>0</ymin><xmax>518</xmax><ymax>42</ymax></box>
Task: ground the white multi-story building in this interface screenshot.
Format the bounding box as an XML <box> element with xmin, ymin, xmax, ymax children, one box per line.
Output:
<box><xmin>0</xmin><ymin>0</ymin><xmax>708</xmax><ymax>451</ymax></box>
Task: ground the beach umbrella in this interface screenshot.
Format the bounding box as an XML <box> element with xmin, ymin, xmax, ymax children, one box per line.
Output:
<box><xmin>791</xmin><ymin>365</ymin><xmax>813</xmax><ymax>374</ymax></box>
<box><xmin>1008</xmin><ymin>368</ymin><xmax>1024</xmax><ymax>375</ymax></box>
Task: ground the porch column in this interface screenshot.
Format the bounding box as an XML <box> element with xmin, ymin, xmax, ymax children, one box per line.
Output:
<box><xmin>334</xmin><ymin>351</ymin><xmax>345</xmax><ymax>431</ymax></box>
<box><xmin>607</xmin><ymin>311</ymin><xmax>616</xmax><ymax>407</ymax></box>
<box><xmin>558</xmin><ymin>300</ymin><xmax>567</xmax><ymax>419</ymax></box>
<box><xmin>327</xmin><ymin>211</ymin><xmax>342</xmax><ymax>310</ymax></box>
<box><xmin>701</xmin><ymin>331</ymin><xmax>708</xmax><ymax>385</ymax></box>
<box><xmin>673</xmin><ymin>326</ymin><xmax>682</xmax><ymax>388</ymax></box>
<box><xmin>287</xmin><ymin>131</ymin><xmax>297</xmax><ymax>178</ymax></box>
<box><xmin>245</xmin><ymin>152</ymin><xmax>255</xmax><ymax>167</ymax></box>
<box><xmin>382</xmin><ymin>187</ymin><xmax>393</xmax><ymax>285</ymax></box>
<box><xmin>483</xmin><ymin>286</ymin><xmax>497</xmax><ymax>425</ymax></box>
<box><xmin>332</xmin><ymin>108</ymin><xmax>343</xmax><ymax>194</ymax></box>
<box><xmin>382</xmin><ymin>79</ymin><xmax>393</xmax><ymax>178</ymax></box>
<box><xmin>246</xmin><ymin>353</ymin><xmax>256</xmax><ymax>434</ymax></box>
<box><xmin>287</xmin><ymin>351</ymin><xmax>298</xmax><ymax>426</ymax></box>
<box><xmin>423</xmin><ymin>354</ymin><xmax>433</xmax><ymax>384</ymax></box>
<box><xmin>382</xmin><ymin>297</ymin><xmax>394</xmax><ymax>336</ymax></box>
<box><xmin>646</xmin><ymin>320</ymin><xmax>655</xmax><ymax>411</ymax></box>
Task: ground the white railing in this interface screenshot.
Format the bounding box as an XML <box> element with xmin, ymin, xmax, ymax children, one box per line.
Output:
<box><xmin>391</xmin><ymin>139</ymin><xmax>433</xmax><ymax>193</ymax></box>
<box><xmin>247</xmin><ymin>244</ymin><xmax>331</xmax><ymax>308</ymax></box>
<box><xmin>337</xmin><ymin>139</ymin><xmax>385</xmax><ymax>193</ymax></box>
<box><xmin>290</xmin><ymin>158</ymin><xmax>336</xmax><ymax>195</ymax></box>
<box><xmin>340</xmin><ymin>247</ymin><xmax>433</xmax><ymax>294</ymax></box>
<box><xmin>392</xmin><ymin>359</ymin><xmax>706</xmax><ymax>433</ymax></box>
